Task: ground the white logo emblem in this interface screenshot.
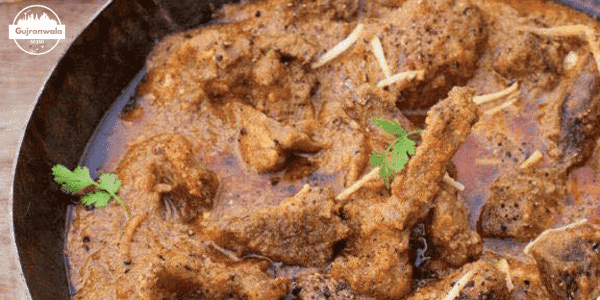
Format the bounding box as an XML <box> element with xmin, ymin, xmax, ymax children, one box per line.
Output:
<box><xmin>8</xmin><ymin>5</ymin><xmax>66</xmax><ymax>55</ymax></box>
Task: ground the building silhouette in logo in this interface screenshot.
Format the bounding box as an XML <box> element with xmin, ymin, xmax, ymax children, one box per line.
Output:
<box><xmin>16</xmin><ymin>12</ymin><xmax>59</xmax><ymax>28</ymax></box>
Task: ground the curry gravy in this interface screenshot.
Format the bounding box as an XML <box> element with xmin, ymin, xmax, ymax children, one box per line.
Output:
<box><xmin>67</xmin><ymin>0</ymin><xmax>600</xmax><ymax>298</ymax></box>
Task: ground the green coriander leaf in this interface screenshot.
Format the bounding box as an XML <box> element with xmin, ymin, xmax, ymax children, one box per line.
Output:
<box><xmin>98</xmin><ymin>173</ymin><xmax>121</xmax><ymax>194</ymax></box>
<box><xmin>52</xmin><ymin>164</ymin><xmax>130</xmax><ymax>219</ymax></box>
<box><xmin>369</xmin><ymin>117</ymin><xmax>420</xmax><ymax>188</ymax></box>
<box><xmin>390</xmin><ymin>137</ymin><xmax>417</xmax><ymax>172</ymax></box>
<box><xmin>403</xmin><ymin>138</ymin><xmax>417</xmax><ymax>156</ymax></box>
<box><xmin>369</xmin><ymin>151</ymin><xmax>387</xmax><ymax>168</ymax></box>
<box><xmin>82</xmin><ymin>190</ymin><xmax>111</xmax><ymax>207</ymax></box>
<box><xmin>379</xmin><ymin>163</ymin><xmax>395</xmax><ymax>188</ymax></box>
<box><xmin>370</xmin><ymin>116</ymin><xmax>408</xmax><ymax>137</ymax></box>
<box><xmin>52</xmin><ymin>165</ymin><xmax>95</xmax><ymax>194</ymax></box>
<box><xmin>370</xmin><ymin>151</ymin><xmax>396</xmax><ymax>188</ymax></box>
<box><xmin>391</xmin><ymin>147</ymin><xmax>408</xmax><ymax>172</ymax></box>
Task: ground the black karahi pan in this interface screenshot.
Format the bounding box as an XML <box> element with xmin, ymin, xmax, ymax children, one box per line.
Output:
<box><xmin>10</xmin><ymin>0</ymin><xmax>238</xmax><ymax>298</ymax></box>
<box><xmin>9</xmin><ymin>0</ymin><xmax>600</xmax><ymax>299</ymax></box>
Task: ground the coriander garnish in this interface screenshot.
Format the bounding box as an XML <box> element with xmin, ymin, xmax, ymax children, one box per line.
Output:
<box><xmin>369</xmin><ymin>116</ymin><xmax>422</xmax><ymax>188</ymax></box>
<box><xmin>52</xmin><ymin>164</ymin><xmax>130</xmax><ymax>218</ymax></box>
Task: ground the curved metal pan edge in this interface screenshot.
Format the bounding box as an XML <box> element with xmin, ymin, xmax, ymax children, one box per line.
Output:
<box><xmin>10</xmin><ymin>0</ymin><xmax>239</xmax><ymax>299</ymax></box>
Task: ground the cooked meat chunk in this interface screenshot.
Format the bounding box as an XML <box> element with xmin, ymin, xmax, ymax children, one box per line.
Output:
<box><xmin>330</xmin><ymin>199</ymin><xmax>414</xmax><ymax>299</ymax></box>
<box><xmin>116</xmin><ymin>133</ymin><xmax>219</xmax><ymax>222</ymax></box>
<box><xmin>406</xmin><ymin>260</ymin><xmax>509</xmax><ymax>300</ymax></box>
<box><xmin>331</xmin><ymin>195</ymin><xmax>427</xmax><ymax>299</ymax></box>
<box><xmin>139</xmin><ymin>24</ymin><xmax>251</xmax><ymax>109</ymax></box>
<box><xmin>557</xmin><ymin>67</ymin><xmax>600</xmax><ymax>170</ymax></box>
<box><xmin>507</xmin><ymin>262</ymin><xmax>551</xmax><ymax>300</ymax></box>
<box><xmin>251</xmin><ymin>50</ymin><xmax>318</xmax><ymax>122</ymax></box>
<box><xmin>526</xmin><ymin>220</ymin><xmax>600</xmax><ymax>300</ymax></box>
<box><xmin>147</xmin><ymin>242</ymin><xmax>290</xmax><ymax>300</ymax></box>
<box><xmin>392</xmin><ymin>86</ymin><xmax>482</xmax><ymax>223</ymax></box>
<box><xmin>293</xmin><ymin>270</ymin><xmax>371</xmax><ymax>300</ymax></box>
<box><xmin>140</xmin><ymin>20</ymin><xmax>318</xmax><ymax>124</ymax></box>
<box><xmin>233</xmin><ymin>102</ymin><xmax>323</xmax><ymax>173</ymax></box>
<box><xmin>330</xmin><ymin>87</ymin><xmax>481</xmax><ymax>299</ymax></box>
<box><xmin>222</xmin><ymin>0</ymin><xmax>487</xmax><ymax>123</ymax></box>
<box><xmin>412</xmin><ymin>180</ymin><xmax>482</xmax><ymax>284</ymax></box>
<box><xmin>493</xmin><ymin>26</ymin><xmax>570</xmax><ymax>90</ymax></box>
<box><xmin>520</xmin><ymin>44</ymin><xmax>600</xmax><ymax>172</ymax></box>
<box><xmin>481</xmin><ymin>251</ymin><xmax>550</xmax><ymax>300</ymax></box>
<box><xmin>312</xmin><ymin>100</ymin><xmax>371</xmax><ymax>187</ymax></box>
<box><xmin>477</xmin><ymin>167</ymin><xmax>567</xmax><ymax>241</ymax></box>
<box><xmin>200</xmin><ymin>186</ymin><xmax>348</xmax><ymax>267</ymax></box>
<box><xmin>383</xmin><ymin>0</ymin><xmax>488</xmax><ymax>114</ymax></box>
<box><xmin>428</xmin><ymin>184</ymin><xmax>482</xmax><ymax>267</ymax></box>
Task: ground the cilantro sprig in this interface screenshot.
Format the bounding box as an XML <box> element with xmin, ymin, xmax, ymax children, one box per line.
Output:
<box><xmin>52</xmin><ymin>164</ymin><xmax>130</xmax><ymax>218</ymax></box>
<box><xmin>369</xmin><ymin>117</ymin><xmax>422</xmax><ymax>188</ymax></box>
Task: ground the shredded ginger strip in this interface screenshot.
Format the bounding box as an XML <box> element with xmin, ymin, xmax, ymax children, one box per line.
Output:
<box><xmin>520</xmin><ymin>150</ymin><xmax>543</xmax><ymax>169</ymax></box>
<box><xmin>523</xmin><ymin>219</ymin><xmax>589</xmax><ymax>256</ymax></box>
<box><xmin>483</xmin><ymin>97</ymin><xmax>519</xmax><ymax>115</ymax></box>
<box><xmin>497</xmin><ymin>259</ymin><xmax>514</xmax><ymax>291</ymax></box>
<box><xmin>443</xmin><ymin>172</ymin><xmax>465</xmax><ymax>191</ymax></box>
<box><xmin>443</xmin><ymin>270</ymin><xmax>474</xmax><ymax>300</ymax></box>
<box><xmin>312</xmin><ymin>24</ymin><xmax>364</xmax><ymax>69</ymax></box>
<box><xmin>473</xmin><ymin>82</ymin><xmax>519</xmax><ymax>105</ymax></box>
<box><xmin>336</xmin><ymin>167</ymin><xmax>380</xmax><ymax>201</ymax></box>
<box><xmin>377</xmin><ymin>70</ymin><xmax>425</xmax><ymax>88</ymax></box>
<box><xmin>370</xmin><ymin>37</ymin><xmax>392</xmax><ymax>78</ymax></box>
